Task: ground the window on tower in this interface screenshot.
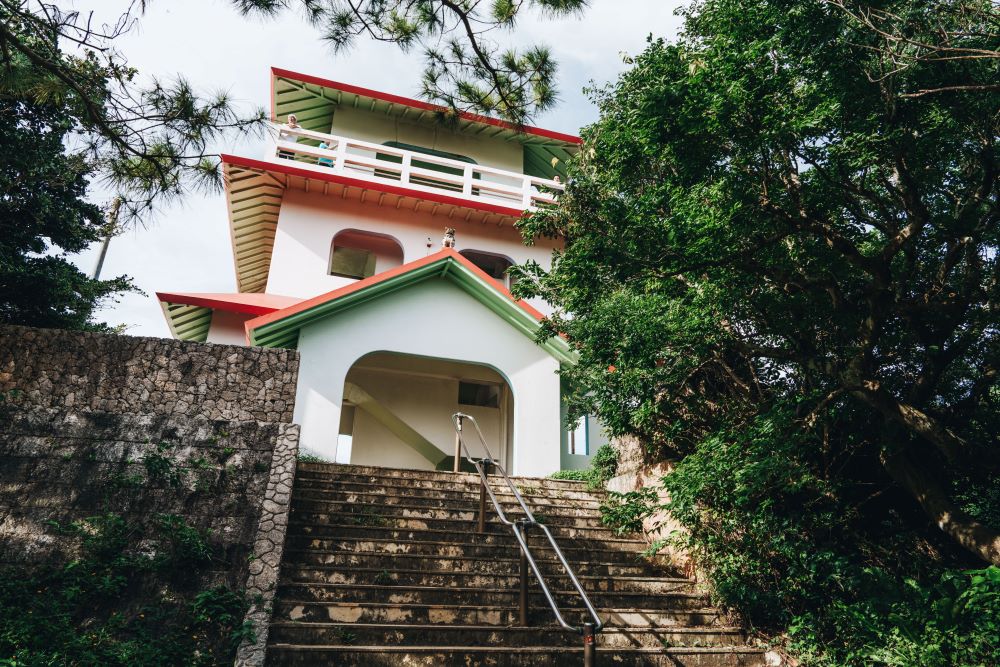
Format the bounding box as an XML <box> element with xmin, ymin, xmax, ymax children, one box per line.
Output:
<box><xmin>460</xmin><ymin>250</ymin><xmax>514</xmax><ymax>289</ymax></box>
<box><xmin>329</xmin><ymin>229</ymin><xmax>404</xmax><ymax>280</ymax></box>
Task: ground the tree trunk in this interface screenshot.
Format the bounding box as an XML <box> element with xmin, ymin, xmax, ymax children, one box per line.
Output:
<box><xmin>855</xmin><ymin>386</ymin><xmax>967</xmax><ymax>462</ymax></box>
<box><xmin>881</xmin><ymin>448</ymin><xmax>1000</xmax><ymax>566</ymax></box>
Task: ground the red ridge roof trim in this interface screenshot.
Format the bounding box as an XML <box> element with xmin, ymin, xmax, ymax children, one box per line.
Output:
<box><xmin>244</xmin><ymin>248</ymin><xmax>544</xmax><ymax>339</ymax></box>
<box><xmin>271</xmin><ymin>67</ymin><xmax>583</xmax><ymax>146</ymax></box>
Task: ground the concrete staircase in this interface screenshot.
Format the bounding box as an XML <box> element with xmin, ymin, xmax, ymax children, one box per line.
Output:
<box><xmin>266</xmin><ymin>462</ymin><xmax>768</xmax><ymax>666</ymax></box>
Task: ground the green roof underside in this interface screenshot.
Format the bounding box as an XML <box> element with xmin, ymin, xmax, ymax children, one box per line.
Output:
<box><xmin>249</xmin><ymin>257</ymin><xmax>576</xmax><ymax>365</ymax></box>
<box><xmin>273</xmin><ymin>75</ymin><xmax>578</xmax><ymax>180</ymax></box>
<box><xmin>163</xmin><ymin>303</ymin><xmax>212</xmax><ymax>342</ymax></box>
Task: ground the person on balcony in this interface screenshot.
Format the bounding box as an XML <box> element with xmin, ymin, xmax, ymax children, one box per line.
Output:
<box><xmin>317</xmin><ymin>141</ymin><xmax>334</xmax><ymax>168</ymax></box>
<box><xmin>277</xmin><ymin>114</ymin><xmax>300</xmax><ymax>160</ymax></box>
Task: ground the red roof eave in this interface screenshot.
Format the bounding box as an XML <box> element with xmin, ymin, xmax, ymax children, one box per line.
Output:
<box><xmin>244</xmin><ymin>248</ymin><xmax>544</xmax><ymax>342</ymax></box>
<box><xmin>221</xmin><ymin>154</ymin><xmax>527</xmax><ymax>219</ymax></box>
<box><xmin>270</xmin><ymin>67</ymin><xmax>582</xmax><ymax>146</ymax></box>
<box><xmin>157</xmin><ymin>292</ymin><xmax>302</xmax><ymax>317</ymax></box>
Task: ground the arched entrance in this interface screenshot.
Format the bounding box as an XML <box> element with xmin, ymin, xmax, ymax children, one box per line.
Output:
<box><xmin>335</xmin><ymin>351</ymin><xmax>514</xmax><ymax>471</ymax></box>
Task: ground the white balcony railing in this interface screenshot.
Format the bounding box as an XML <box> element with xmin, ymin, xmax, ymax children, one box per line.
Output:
<box><xmin>266</xmin><ymin>125</ymin><xmax>564</xmax><ymax>211</ymax></box>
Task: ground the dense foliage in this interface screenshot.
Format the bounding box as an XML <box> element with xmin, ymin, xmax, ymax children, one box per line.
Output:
<box><xmin>517</xmin><ymin>0</ymin><xmax>999</xmax><ymax>662</ymax></box>
<box><xmin>0</xmin><ymin>92</ymin><xmax>133</xmax><ymax>330</ymax></box>
<box><xmin>0</xmin><ymin>513</ymin><xmax>252</xmax><ymax>666</ymax></box>
<box><xmin>234</xmin><ymin>0</ymin><xmax>587</xmax><ymax>125</ymax></box>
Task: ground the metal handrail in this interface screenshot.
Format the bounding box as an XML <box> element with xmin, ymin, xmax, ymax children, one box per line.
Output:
<box><xmin>451</xmin><ymin>412</ymin><xmax>603</xmax><ymax>662</ymax></box>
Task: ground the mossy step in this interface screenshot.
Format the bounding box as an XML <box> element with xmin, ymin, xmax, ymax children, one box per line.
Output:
<box><xmin>292</xmin><ymin>476</ymin><xmax>604</xmax><ymax>502</ymax></box>
<box><xmin>287</xmin><ymin>514</ymin><xmax>633</xmax><ymax>540</ymax></box>
<box><xmin>281</xmin><ymin>538</ymin><xmax>652</xmax><ymax>564</ymax></box>
<box><xmin>296</xmin><ymin>462</ymin><xmax>595</xmax><ymax>492</ymax></box>
<box><xmin>290</xmin><ymin>486</ymin><xmax>604</xmax><ymax>510</ymax></box>
<box><xmin>267</xmin><ymin>644</ymin><xmax>769</xmax><ymax>667</ymax></box>
<box><xmin>273</xmin><ymin>600</ymin><xmax>724</xmax><ymax>627</ymax></box>
<box><xmin>280</xmin><ymin>553</ymin><xmax>660</xmax><ymax>577</ymax></box>
<box><xmin>280</xmin><ymin>569</ymin><xmax>692</xmax><ymax>593</ymax></box>
<box><xmin>290</xmin><ymin>499</ymin><xmax>614</xmax><ymax>529</ymax></box>
<box><xmin>281</xmin><ymin>523</ymin><xmax>649</xmax><ymax>551</ymax></box>
<box><xmin>267</xmin><ymin>621</ymin><xmax>746</xmax><ymax>650</ymax></box>
<box><xmin>275</xmin><ymin>582</ymin><xmax>704</xmax><ymax>607</ymax></box>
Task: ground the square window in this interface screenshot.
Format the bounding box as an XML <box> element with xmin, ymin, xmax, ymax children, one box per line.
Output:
<box><xmin>458</xmin><ymin>381</ymin><xmax>500</xmax><ymax>408</ymax></box>
<box><xmin>330</xmin><ymin>246</ymin><xmax>376</xmax><ymax>279</ymax></box>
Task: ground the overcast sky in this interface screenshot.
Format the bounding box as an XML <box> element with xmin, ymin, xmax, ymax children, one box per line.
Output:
<box><xmin>71</xmin><ymin>0</ymin><xmax>687</xmax><ymax>337</ymax></box>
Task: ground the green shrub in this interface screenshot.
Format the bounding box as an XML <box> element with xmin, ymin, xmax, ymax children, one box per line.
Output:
<box><xmin>0</xmin><ymin>513</ymin><xmax>248</xmax><ymax>666</ymax></box>
<box><xmin>590</xmin><ymin>444</ymin><xmax>618</xmax><ymax>484</ymax></box>
<box><xmin>548</xmin><ymin>444</ymin><xmax>619</xmax><ymax>489</ymax></box>
<box><xmin>659</xmin><ymin>408</ymin><xmax>1000</xmax><ymax>665</ymax></box>
<box><xmin>549</xmin><ymin>469</ymin><xmax>591</xmax><ymax>481</ymax></box>
<box><xmin>599</xmin><ymin>488</ymin><xmax>657</xmax><ymax>536</ymax></box>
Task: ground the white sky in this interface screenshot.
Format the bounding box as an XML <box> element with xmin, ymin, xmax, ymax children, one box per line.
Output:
<box><xmin>71</xmin><ymin>0</ymin><xmax>686</xmax><ymax>336</ymax></box>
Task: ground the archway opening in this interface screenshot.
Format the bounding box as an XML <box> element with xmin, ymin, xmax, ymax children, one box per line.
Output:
<box><xmin>460</xmin><ymin>249</ymin><xmax>515</xmax><ymax>289</ymax></box>
<box><xmin>330</xmin><ymin>229</ymin><xmax>404</xmax><ymax>280</ymax></box>
<box><xmin>337</xmin><ymin>351</ymin><xmax>514</xmax><ymax>472</ymax></box>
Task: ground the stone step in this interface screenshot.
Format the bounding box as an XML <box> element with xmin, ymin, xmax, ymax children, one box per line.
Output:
<box><xmin>296</xmin><ymin>462</ymin><xmax>596</xmax><ymax>493</ymax></box>
<box><xmin>281</xmin><ymin>566</ymin><xmax>689</xmax><ymax>593</ymax></box>
<box><xmin>267</xmin><ymin>622</ymin><xmax>746</xmax><ymax>650</ymax></box>
<box><xmin>282</xmin><ymin>522</ymin><xmax>649</xmax><ymax>552</ymax></box>
<box><xmin>290</xmin><ymin>499</ymin><xmax>613</xmax><ymax>529</ymax></box>
<box><xmin>293</xmin><ymin>491</ymin><xmax>601</xmax><ymax>525</ymax></box>
<box><xmin>292</xmin><ymin>476</ymin><xmax>604</xmax><ymax>503</ymax></box>
<box><xmin>288</xmin><ymin>514</ymin><xmax>631</xmax><ymax>540</ymax></box>
<box><xmin>285</xmin><ymin>525</ymin><xmax>647</xmax><ymax>558</ymax></box>
<box><xmin>291</xmin><ymin>486</ymin><xmax>604</xmax><ymax>510</ymax></box>
<box><xmin>282</xmin><ymin>536</ymin><xmax>651</xmax><ymax>564</ymax></box>
<box><xmin>281</xmin><ymin>552</ymin><xmax>660</xmax><ymax>577</ymax></box>
<box><xmin>273</xmin><ymin>600</ymin><xmax>723</xmax><ymax>627</ymax></box>
<box><xmin>267</xmin><ymin>644</ymin><xmax>769</xmax><ymax>667</ymax></box>
<box><xmin>276</xmin><ymin>582</ymin><xmax>705</xmax><ymax>607</ymax></box>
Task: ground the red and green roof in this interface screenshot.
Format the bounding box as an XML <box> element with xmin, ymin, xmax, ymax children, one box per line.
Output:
<box><xmin>244</xmin><ymin>248</ymin><xmax>575</xmax><ymax>364</ymax></box>
<box><xmin>270</xmin><ymin>67</ymin><xmax>582</xmax><ymax>148</ymax></box>
<box><xmin>157</xmin><ymin>292</ymin><xmax>302</xmax><ymax>342</ymax></box>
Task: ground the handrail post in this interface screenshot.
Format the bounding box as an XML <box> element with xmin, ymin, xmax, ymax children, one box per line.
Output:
<box><xmin>478</xmin><ymin>459</ymin><xmax>491</xmax><ymax>533</ymax></box>
<box><xmin>453</xmin><ymin>415</ymin><xmax>463</xmax><ymax>473</ymax></box>
<box><xmin>583</xmin><ymin>622</ymin><xmax>596</xmax><ymax>666</ymax></box>
<box><xmin>519</xmin><ymin>538</ymin><xmax>529</xmax><ymax>626</ymax></box>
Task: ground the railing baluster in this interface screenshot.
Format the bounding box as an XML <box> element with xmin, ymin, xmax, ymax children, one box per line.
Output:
<box><xmin>462</xmin><ymin>164</ymin><xmax>473</xmax><ymax>196</ymax></box>
<box><xmin>400</xmin><ymin>153</ymin><xmax>412</xmax><ymax>185</ymax></box>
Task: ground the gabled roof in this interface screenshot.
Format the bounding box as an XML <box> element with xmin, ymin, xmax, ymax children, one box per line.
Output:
<box><xmin>244</xmin><ymin>248</ymin><xmax>575</xmax><ymax>364</ymax></box>
<box><xmin>271</xmin><ymin>67</ymin><xmax>582</xmax><ymax>148</ymax></box>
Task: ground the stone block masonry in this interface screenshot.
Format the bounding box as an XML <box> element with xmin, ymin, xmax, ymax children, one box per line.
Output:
<box><xmin>0</xmin><ymin>324</ymin><xmax>298</xmax><ymax>423</ymax></box>
<box><xmin>0</xmin><ymin>325</ymin><xmax>302</xmax><ymax>667</ymax></box>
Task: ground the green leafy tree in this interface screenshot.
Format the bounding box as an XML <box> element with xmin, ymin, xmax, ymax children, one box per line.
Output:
<box><xmin>231</xmin><ymin>0</ymin><xmax>588</xmax><ymax>125</ymax></box>
<box><xmin>517</xmin><ymin>0</ymin><xmax>1000</xmax><ymax>570</ymax></box>
<box><xmin>0</xmin><ymin>75</ymin><xmax>133</xmax><ymax>330</ymax></box>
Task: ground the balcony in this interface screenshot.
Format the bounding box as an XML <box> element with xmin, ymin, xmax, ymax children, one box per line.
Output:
<box><xmin>265</xmin><ymin>125</ymin><xmax>565</xmax><ymax>213</ymax></box>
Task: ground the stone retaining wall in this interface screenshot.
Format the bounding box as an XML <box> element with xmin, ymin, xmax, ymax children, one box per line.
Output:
<box><xmin>0</xmin><ymin>326</ymin><xmax>301</xmax><ymax>666</ymax></box>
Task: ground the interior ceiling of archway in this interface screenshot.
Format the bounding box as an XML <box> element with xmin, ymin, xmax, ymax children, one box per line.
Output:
<box><xmin>348</xmin><ymin>351</ymin><xmax>509</xmax><ymax>385</ymax></box>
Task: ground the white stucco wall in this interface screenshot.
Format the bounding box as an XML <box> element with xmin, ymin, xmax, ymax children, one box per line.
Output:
<box><xmin>206</xmin><ymin>310</ymin><xmax>253</xmax><ymax>346</ymax></box>
<box><xmin>266</xmin><ymin>188</ymin><xmax>558</xmax><ymax>315</ymax></box>
<box><xmin>293</xmin><ymin>278</ymin><xmax>562</xmax><ymax>476</ymax></box>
